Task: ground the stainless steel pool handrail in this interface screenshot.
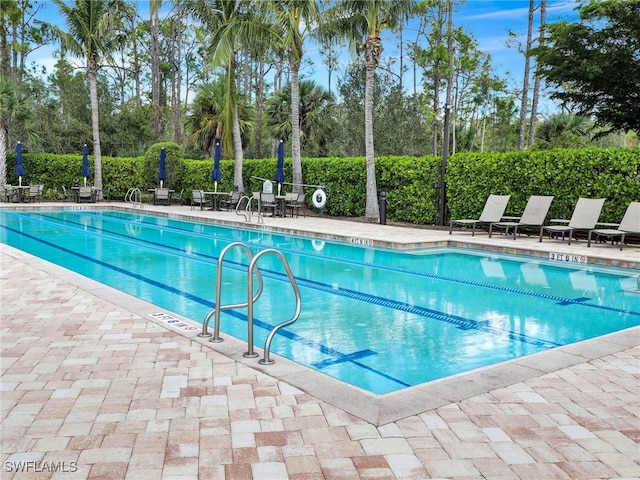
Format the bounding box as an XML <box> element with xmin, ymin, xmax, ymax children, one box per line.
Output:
<box><xmin>249</xmin><ymin>193</ymin><xmax>264</xmax><ymax>224</ymax></box>
<box><xmin>235</xmin><ymin>195</ymin><xmax>251</xmax><ymax>222</ymax></box>
<box><xmin>125</xmin><ymin>187</ymin><xmax>143</xmax><ymax>208</ymax></box>
<box><xmin>247</xmin><ymin>249</ymin><xmax>301</xmax><ymax>365</ymax></box>
<box><xmin>198</xmin><ymin>241</ymin><xmax>264</xmax><ymax>341</ymax></box>
<box><xmin>198</xmin><ymin>242</ymin><xmax>301</xmax><ymax>366</ymax></box>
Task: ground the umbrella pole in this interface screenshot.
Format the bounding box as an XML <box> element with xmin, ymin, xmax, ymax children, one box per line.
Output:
<box><xmin>84</xmin><ymin>177</ymin><xmax>87</xmax><ymax>186</ymax></box>
<box><xmin>160</xmin><ymin>180</ymin><xmax>163</xmax><ymax>188</ymax></box>
<box><xmin>214</xmin><ymin>181</ymin><xmax>218</xmax><ymax>193</ymax></box>
<box><xmin>19</xmin><ymin>177</ymin><xmax>22</xmax><ymax>186</ymax></box>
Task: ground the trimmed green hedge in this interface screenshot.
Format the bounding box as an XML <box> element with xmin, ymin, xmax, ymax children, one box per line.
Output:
<box><xmin>448</xmin><ymin>148</ymin><xmax>640</xmax><ymax>223</ymax></box>
<box><xmin>5</xmin><ymin>147</ymin><xmax>639</xmax><ymax>224</ymax></box>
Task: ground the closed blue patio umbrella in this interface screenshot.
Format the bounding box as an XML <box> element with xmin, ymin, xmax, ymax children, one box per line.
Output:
<box><xmin>159</xmin><ymin>148</ymin><xmax>167</xmax><ymax>188</ymax></box>
<box><xmin>81</xmin><ymin>144</ymin><xmax>91</xmax><ymax>186</ymax></box>
<box><xmin>211</xmin><ymin>142</ymin><xmax>222</xmax><ymax>192</ymax></box>
<box><xmin>274</xmin><ymin>139</ymin><xmax>285</xmax><ymax>195</ymax></box>
<box><xmin>15</xmin><ymin>142</ymin><xmax>26</xmax><ymax>186</ymax></box>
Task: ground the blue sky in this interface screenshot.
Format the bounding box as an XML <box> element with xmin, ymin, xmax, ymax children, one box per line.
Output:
<box><xmin>303</xmin><ymin>1</ymin><xmax>579</xmax><ymax>87</ymax></box>
<box><xmin>31</xmin><ymin>0</ymin><xmax>581</xmax><ymax>113</ymax></box>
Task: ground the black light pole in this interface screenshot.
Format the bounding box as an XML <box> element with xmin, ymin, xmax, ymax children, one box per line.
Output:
<box><xmin>440</xmin><ymin>103</ymin><xmax>451</xmax><ymax>226</ymax></box>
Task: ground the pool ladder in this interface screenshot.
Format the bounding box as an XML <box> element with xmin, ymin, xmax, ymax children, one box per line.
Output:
<box><xmin>235</xmin><ymin>194</ymin><xmax>264</xmax><ymax>223</ymax></box>
<box><xmin>198</xmin><ymin>241</ymin><xmax>301</xmax><ymax>365</ymax></box>
<box><xmin>125</xmin><ymin>187</ymin><xmax>143</xmax><ymax>208</ymax></box>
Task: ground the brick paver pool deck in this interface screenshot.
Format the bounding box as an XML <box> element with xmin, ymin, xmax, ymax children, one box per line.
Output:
<box><xmin>1</xmin><ymin>202</ymin><xmax>639</xmax><ymax>479</ymax></box>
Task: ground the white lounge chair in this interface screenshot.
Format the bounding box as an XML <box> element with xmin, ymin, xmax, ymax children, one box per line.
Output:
<box><xmin>489</xmin><ymin>195</ymin><xmax>554</xmax><ymax>239</ymax></box>
<box><xmin>449</xmin><ymin>194</ymin><xmax>511</xmax><ymax>236</ymax></box>
<box><xmin>588</xmin><ymin>201</ymin><xmax>640</xmax><ymax>250</ymax></box>
<box><xmin>539</xmin><ymin>197</ymin><xmax>605</xmax><ymax>245</ymax></box>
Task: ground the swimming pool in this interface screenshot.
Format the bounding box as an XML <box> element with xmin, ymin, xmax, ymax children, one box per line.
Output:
<box><xmin>2</xmin><ymin>209</ymin><xmax>639</xmax><ymax>394</ymax></box>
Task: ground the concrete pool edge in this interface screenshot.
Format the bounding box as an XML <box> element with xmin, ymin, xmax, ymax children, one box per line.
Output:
<box><xmin>2</xmin><ymin>203</ymin><xmax>639</xmax><ymax>270</ymax></box>
<box><xmin>3</xmin><ymin>241</ymin><xmax>638</xmax><ymax>426</ymax></box>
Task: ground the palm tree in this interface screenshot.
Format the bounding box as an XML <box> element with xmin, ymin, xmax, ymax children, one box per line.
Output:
<box><xmin>269</xmin><ymin>0</ymin><xmax>319</xmax><ymax>194</ymax></box>
<box><xmin>42</xmin><ymin>0</ymin><xmax>125</xmax><ymax>196</ymax></box>
<box><xmin>319</xmin><ymin>0</ymin><xmax>413</xmax><ymax>221</ymax></box>
<box><xmin>265</xmin><ymin>80</ymin><xmax>334</xmax><ymax>156</ymax></box>
<box><xmin>0</xmin><ymin>75</ymin><xmax>34</xmax><ymax>187</ymax></box>
<box><xmin>534</xmin><ymin>113</ymin><xmax>593</xmax><ymax>148</ymax></box>
<box><xmin>187</xmin><ymin>0</ymin><xmax>275</xmax><ymax>192</ymax></box>
<box><xmin>184</xmin><ymin>81</ymin><xmax>225</xmax><ymax>159</ymax></box>
<box><xmin>185</xmin><ymin>77</ymin><xmax>255</xmax><ymax>159</ymax></box>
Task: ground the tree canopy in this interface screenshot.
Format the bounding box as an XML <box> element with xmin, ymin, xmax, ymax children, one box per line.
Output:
<box><xmin>532</xmin><ymin>0</ymin><xmax>640</xmax><ymax>134</ymax></box>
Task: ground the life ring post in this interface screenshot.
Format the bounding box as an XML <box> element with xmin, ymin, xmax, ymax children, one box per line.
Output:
<box><xmin>312</xmin><ymin>188</ymin><xmax>327</xmax><ymax>214</ymax></box>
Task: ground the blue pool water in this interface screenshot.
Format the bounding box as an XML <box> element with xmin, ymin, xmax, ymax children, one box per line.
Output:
<box><xmin>2</xmin><ymin>209</ymin><xmax>639</xmax><ymax>394</ymax></box>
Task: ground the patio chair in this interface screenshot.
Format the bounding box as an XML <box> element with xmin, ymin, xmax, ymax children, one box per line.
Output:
<box><xmin>102</xmin><ymin>186</ymin><xmax>111</xmax><ymax>203</ymax></box>
<box><xmin>61</xmin><ymin>186</ymin><xmax>72</xmax><ymax>202</ymax></box>
<box><xmin>25</xmin><ymin>184</ymin><xmax>44</xmax><ymax>202</ymax></box>
<box><xmin>220</xmin><ymin>190</ymin><xmax>241</xmax><ymax>211</ymax></box>
<box><xmin>489</xmin><ymin>195</ymin><xmax>554</xmax><ymax>239</ymax></box>
<box><xmin>539</xmin><ymin>197</ymin><xmax>605</xmax><ymax>245</ymax></box>
<box><xmin>191</xmin><ymin>190</ymin><xmax>210</xmax><ymax>210</ymax></box>
<box><xmin>2</xmin><ymin>185</ymin><xmax>17</xmax><ymax>203</ymax></box>
<box><xmin>78</xmin><ymin>186</ymin><xmax>95</xmax><ymax>203</ymax></box>
<box><xmin>154</xmin><ymin>188</ymin><xmax>171</xmax><ymax>205</ymax></box>
<box><xmin>260</xmin><ymin>192</ymin><xmax>278</xmax><ymax>216</ymax></box>
<box><xmin>294</xmin><ymin>194</ymin><xmax>306</xmax><ymax>218</ymax></box>
<box><xmin>172</xmin><ymin>188</ymin><xmax>184</xmax><ymax>206</ymax></box>
<box><xmin>283</xmin><ymin>193</ymin><xmax>299</xmax><ymax>217</ymax></box>
<box><xmin>588</xmin><ymin>201</ymin><xmax>640</xmax><ymax>250</ymax></box>
<box><xmin>449</xmin><ymin>194</ymin><xmax>511</xmax><ymax>236</ymax></box>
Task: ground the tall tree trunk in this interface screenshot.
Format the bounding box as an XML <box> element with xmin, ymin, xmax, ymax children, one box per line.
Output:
<box><xmin>364</xmin><ymin>35</ymin><xmax>381</xmax><ymax>221</ymax></box>
<box><xmin>528</xmin><ymin>0</ymin><xmax>545</xmax><ymax>147</ymax></box>
<box><xmin>12</xmin><ymin>23</ymin><xmax>19</xmax><ymax>80</ymax></box>
<box><xmin>172</xmin><ymin>10</ymin><xmax>182</xmax><ymax>145</ymax></box>
<box><xmin>364</xmin><ymin>63</ymin><xmax>379</xmax><ymax>220</ymax></box>
<box><xmin>441</xmin><ymin>0</ymin><xmax>455</xmax><ymax>225</ymax></box>
<box><xmin>290</xmin><ymin>56</ymin><xmax>303</xmax><ymax>194</ymax></box>
<box><xmin>88</xmin><ymin>63</ymin><xmax>103</xmax><ymax>195</ymax></box>
<box><xmin>151</xmin><ymin>1</ymin><xmax>161</xmax><ymax>141</ymax></box>
<box><xmin>445</xmin><ymin>0</ymin><xmax>454</xmax><ymax>128</ymax></box>
<box><xmin>132</xmin><ymin>13</ymin><xmax>141</xmax><ymax>108</ymax></box>
<box><xmin>0</xmin><ymin>15</ymin><xmax>8</xmax><ymax>78</ymax></box>
<box><xmin>432</xmin><ymin>0</ymin><xmax>444</xmax><ymax>156</ymax></box>
<box><xmin>0</xmin><ymin>121</ymin><xmax>7</xmax><ymax>187</ymax></box>
<box><xmin>253</xmin><ymin>57</ymin><xmax>265</xmax><ymax>159</ymax></box>
<box><xmin>398</xmin><ymin>25</ymin><xmax>403</xmax><ymax>88</ymax></box>
<box><xmin>232</xmin><ymin>105</ymin><xmax>244</xmax><ymax>192</ymax></box>
<box><xmin>518</xmin><ymin>0</ymin><xmax>535</xmax><ymax>150</ymax></box>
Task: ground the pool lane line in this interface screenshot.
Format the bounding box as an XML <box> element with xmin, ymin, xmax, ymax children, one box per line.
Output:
<box><xmin>6</xmin><ymin>210</ymin><xmax>640</xmax><ymax>332</ymax></box>
<box><xmin>4</xmin><ymin>217</ymin><xmax>636</xmax><ymax>387</ymax></box>
<box><xmin>0</xmin><ymin>221</ymin><xmax>412</xmax><ymax>389</ymax></box>
<box><xmin>0</xmin><ymin>218</ymin><xmax>577</xmax><ymax>352</ymax></box>
<box><xmin>86</xmin><ymin>209</ymin><xmax>635</xmax><ymax>284</ymax></box>
<box><xmin>7</xmin><ymin>211</ymin><xmax>640</xmax><ymax>324</ymax></box>
<box><xmin>67</xmin><ymin>211</ymin><xmax>640</xmax><ymax>317</ymax></box>
<box><xmin>1</xmin><ymin>219</ymin><xmax>552</xmax><ymax>390</ymax></box>
<box><xmin>21</xmin><ymin>211</ymin><xmax>640</xmax><ymax>321</ymax></box>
